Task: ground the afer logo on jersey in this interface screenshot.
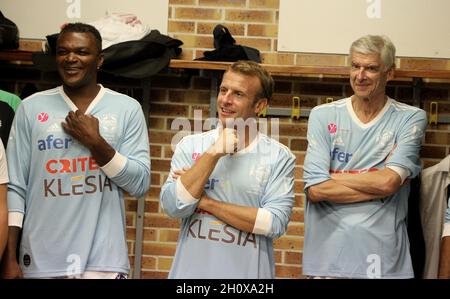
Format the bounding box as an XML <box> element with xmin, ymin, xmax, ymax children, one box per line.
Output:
<box><xmin>205</xmin><ymin>178</ymin><xmax>219</xmax><ymax>190</ymax></box>
<box><xmin>37</xmin><ymin>134</ymin><xmax>73</xmax><ymax>151</ymax></box>
<box><xmin>330</xmin><ymin>148</ymin><xmax>353</xmax><ymax>163</ymax></box>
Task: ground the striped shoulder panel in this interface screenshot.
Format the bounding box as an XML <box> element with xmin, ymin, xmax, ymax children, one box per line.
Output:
<box><xmin>259</xmin><ymin>133</ymin><xmax>295</xmax><ymax>159</ymax></box>
<box><xmin>22</xmin><ymin>87</ymin><xmax>60</xmax><ymax>102</ymax></box>
<box><xmin>311</xmin><ymin>97</ymin><xmax>348</xmax><ymax>112</ymax></box>
<box><xmin>390</xmin><ymin>99</ymin><xmax>422</xmax><ymax>112</ymax></box>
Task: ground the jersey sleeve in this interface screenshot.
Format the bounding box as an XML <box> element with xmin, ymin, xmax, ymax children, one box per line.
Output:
<box><xmin>103</xmin><ymin>102</ymin><xmax>150</xmax><ymax>198</ymax></box>
<box><xmin>6</xmin><ymin>103</ymin><xmax>31</xmax><ymax>215</ymax></box>
<box><xmin>385</xmin><ymin>109</ymin><xmax>427</xmax><ymax>178</ymax></box>
<box><xmin>303</xmin><ymin>107</ymin><xmax>332</xmax><ymax>190</ymax></box>
<box><xmin>259</xmin><ymin>147</ymin><xmax>295</xmax><ymax>239</ymax></box>
<box><xmin>160</xmin><ymin>136</ymin><xmax>198</xmax><ymax>218</ymax></box>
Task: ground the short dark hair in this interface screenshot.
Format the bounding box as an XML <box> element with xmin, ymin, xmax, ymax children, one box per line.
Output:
<box><xmin>58</xmin><ymin>22</ymin><xmax>102</xmax><ymax>53</ymax></box>
<box><xmin>227</xmin><ymin>60</ymin><xmax>274</xmax><ymax>103</ymax></box>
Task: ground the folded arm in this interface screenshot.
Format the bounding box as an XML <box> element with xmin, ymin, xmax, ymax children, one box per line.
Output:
<box><xmin>332</xmin><ymin>168</ymin><xmax>402</xmax><ymax>196</ymax></box>
<box><xmin>198</xmin><ymin>194</ymin><xmax>258</xmax><ymax>234</ymax></box>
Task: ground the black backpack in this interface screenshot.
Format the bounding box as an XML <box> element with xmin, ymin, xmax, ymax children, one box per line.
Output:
<box><xmin>197</xmin><ymin>24</ymin><xmax>261</xmax><ymax>63</ymax></box>
<box><xmin>0</xmin><ymin>10</ymin><xmax>19</xmax><ymax>50</ymax></box>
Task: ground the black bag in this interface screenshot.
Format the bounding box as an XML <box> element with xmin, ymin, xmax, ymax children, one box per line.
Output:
<box><xmin>33</xmin><ymin>29</ymin><xmax>183</xmax><ymax>79</ymax></box>
<box><xmin>197</xmin><ymin>24</ymin><xmax>261</xmax><ymax>63</ymax></box>
<box><xmin>101</xmin><ymin>29</ymin><xmax>183</xmax><ymax>79</ymax></box>
<box><xmin>0</xmin><ymin>10</ymin><xmax>19</xmax><ymax>50</ymax></box>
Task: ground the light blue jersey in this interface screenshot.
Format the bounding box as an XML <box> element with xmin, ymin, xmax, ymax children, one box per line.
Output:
<box><xmin>160</xmin><ymin>129</ymin><xmax>295</xmax><ymax>278</ymax></box>
<box><xmin>7</xmin><ymin>86</ymin><xmax>150</xmax><ymax>278</ymax></box>
<box><xmin>303</xmin><ymin>97</ymin><xmax>427</xmax><ymax>278</ymax></box>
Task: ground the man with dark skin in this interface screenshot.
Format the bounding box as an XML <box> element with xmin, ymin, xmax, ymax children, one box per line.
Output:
<box><xmin>0</xmin><ymin>23</ymin><xmax>150</xmax><ymax>279</ymax></box>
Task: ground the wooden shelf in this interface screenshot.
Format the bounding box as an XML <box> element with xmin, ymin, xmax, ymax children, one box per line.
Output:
<box><xmin>169</xmin><ymin>59</ymin><xmax>450</xmax><ymax>80</ymax></box>
<box><xmin>2</xmin><ymin>51</ymin><xmax>450</xmax><ymax>80</ymax></box>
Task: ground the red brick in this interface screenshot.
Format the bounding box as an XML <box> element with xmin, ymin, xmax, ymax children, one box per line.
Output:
<box><xmin>125</xmin><ymin>199</ymin><xmax>137</xmax><ymax>212</ymax></box>
<box><xmin>141</xmin><ymin>256</ymin><xmax>156</xmax><ymax>269</ymax></box>
<box><xmin>150</xmin><ymin>103</ymin><xmax>189</xmax><ymax>117</ymax></box>
<box><xmin>293</xmin><ymin>82</ymin><xmax>344</xmax><ymax>97</ymax></box>
<box><xmin>151</xmin><ymin>173</ymin><xmax>161</xmax><ymax>186</ymax></box>
<box><xmin>275</xmin><ymin>265</ymin><xmax>302</xmax><ymax>278</ymax></box>
<box><xmin>274</xmin><ymin>250</ymin><xmax>282</xmax><ymax>263</ymax></box>
<box><xmin>249</xmin><ymin>0</ymin><xmax>280</xmax><ymax>9</ymax></box>
<box><xmin>295</xmin><ymin>153</ymin><xmax>305</xmax><ymax>165</ymax></box>
<box><xmin>140</xmin><ymin>271</ymin><xmax>169</xmax><ymax>279</ymax></box>
<box><xmin>225</xmin><ymin>10</ymin><xmax>273</xmax><ymax>23</ymax></box>
<box><xmin>294</xmin><ymin>181</ymin><xmax>304</xmax><ymax>194</ymax></box>
<box><xmin>169</xmin><ymin>90</ymin><xmax>211</xmax><ymax>104</ymax></box>
<box><xmin>290</xmin><ymin>207</ymin><xmax>304</xmax><ymax>222</ymax></box>
<box><xmin>294</xmin><ymin>167</ymin><xmax>304</xmax><ymax>181</ymax></box>
<box><xmin>273</xmin><ymin>236</ymin><xmax>303</xmax><ymax>250</ymax></box>
<box><xmin>145</xmin><ymin>214</ymin><xmax>181</xmax><ymax>228</ymax></box>
<box><xmin>150</xmin><ymin>131</ymin><xmax>176</xmax><ymax>144</ymax></box>
<box><xmin>143</xmin><ymin>242</ymin><xmax>177</xmax><ymax>256</ymax></box>
<box><xmin>422</xmin><ymin>159</ymin><xmax>441</xmax><ymax>169</ymax></box>
<box><xmin>126</xmin><ymin>228</ymin><xmax>136</xmax><ymax>239</ymax></box>
<box><xmin>248</xmin><ymin>24</ymin><xmax>278</xmax><ymax>37</ymax></box>
<box><xmin>262</xmin><ymin>53</ymin><xmax>295</xmax><ymax>65</ymax></box>
<box><xmin>158</xmin><ymin>257</ymin><xmax>174</xmax><ymax>270</ymax></box>
<box><xmin>296</xmin><ymin>54</ymin><xmax>347</xmax><ymax>67</ymax></box>
<box><xmin>286</xmin><ymin>224</ymin><xmax>304</xmax><ymax>236</ymax></box>
<box><xmin>151</xmin><ymin>75</ymin><xmax>191</xmax><ymax>89</ymax></box>
<box><xmin>234</xmin><ymin>37</ymin><xmax>272</xmax><ymax>52</ymax></box>
<box><xmin>168</xmin><ymin>21</ymin><xmax>195</xmax><ymax>33</ymax></box>
<box><xmin>279</xmin><ymin>123</ymin><xmax>307</xmax><ymax>137</ymax></box>
<box><xmin>274</xmin><ymin>81</ymin><xmax>293</xmax><ymax>94</ymax></box>
<box><xmin>149</xmin><ymin>117</ymin><xmax>166</xmax><ymax>130</ymax></box>
<box><xmin>145</xmin><ymin>201</ymin><xmax>159</xmax><ymax>213</ymax></box>
<box><xmin>290</xmin><ymin>139</ymin><xmax>308</xmax><ymax>151</ymax></box>
<box><xmin>159</xmin><ymin>229</ymin><xmax>180</xmax><ymax>242</ymax></box>
<box><xmin>144</xmin><ymin>228</ymin><xmax>157</xmax><ymax>241</ymax></box>
<box><xmin>150</xmin><ymin>145</ymin><xmax>162</xmax><ymax>158</ymax></box>
<box><xmin>169</xmin><ymin>0</ymin><xmax>195</xmax><ymax>4</ymax></box>
<box><xmin>192</xmin><ymin>77</ymin><xmax>213</xmax><ymax>90</ymax></box>
<box><xmin>284</xmin><ymin>251</ymin><xmax>302</xmax><ymax>265</ymax></box>
<box><xmin>199</xmin><ymin>0</ymin><xmax>246</xmax><ymax>7</ymax></box>
<box><xmin>175</xmin><ymin>8</ymin><xmax>222</xmax><ymax>20</ymax></box>
<box><xmin>150</xmin><ymin>89</ymin><xmax>168</xmax><ymax>103</ymax></box>
<box><xmin>126</xmin><ymin>212</ymin><xmax>135</xmax><ymax>226</ymax></box>
<box><xmin>150</xmin><ymin>160</ymin><xmax>171</xmax><ymax>173</ymax></box>
<box><xmin>164</xmin><ymin>146</ymin><xmax>175</xmax><ymax>159</ymax></box>
<box><xmin>425</xmin><ymin>131</ymin><xmax>450</xmax><ymax>145</ymax></box>
<box><xmin>420</xmin><ymin>145</ymin><xmax>447</xmax><ymax>159</ymax></box>
<box><xmin>197</xmin><ymin>22</ymin><xmax>245</xmax><ymax>36</ymax></box>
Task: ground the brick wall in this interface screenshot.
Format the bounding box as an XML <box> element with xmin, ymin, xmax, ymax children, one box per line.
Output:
<box><xmin>3</xmin><ymin>0</ymin><xmax>450</xmax><ymax>279</ymax></box>
<box><xmin>139</xmin><ymin>0</ymin><xmax>450</xmax><ymax>279</ymax></box>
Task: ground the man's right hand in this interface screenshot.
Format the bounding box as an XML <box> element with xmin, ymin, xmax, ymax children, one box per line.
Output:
<box><xmin>208</xmin><ymin>128</ymin><xmax>238</xmax><ymax>157</ymax></box>
<box><xmin>0</xmin><ymin>259</ymin><xmax>23</xmax><ymax>279</ymax></box>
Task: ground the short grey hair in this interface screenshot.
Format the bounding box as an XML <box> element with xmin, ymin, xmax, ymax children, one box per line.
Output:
<box><xmin>350</xmin><ymin>35</ymin><xmax>396</xmax><ymax>70</ymax></box>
